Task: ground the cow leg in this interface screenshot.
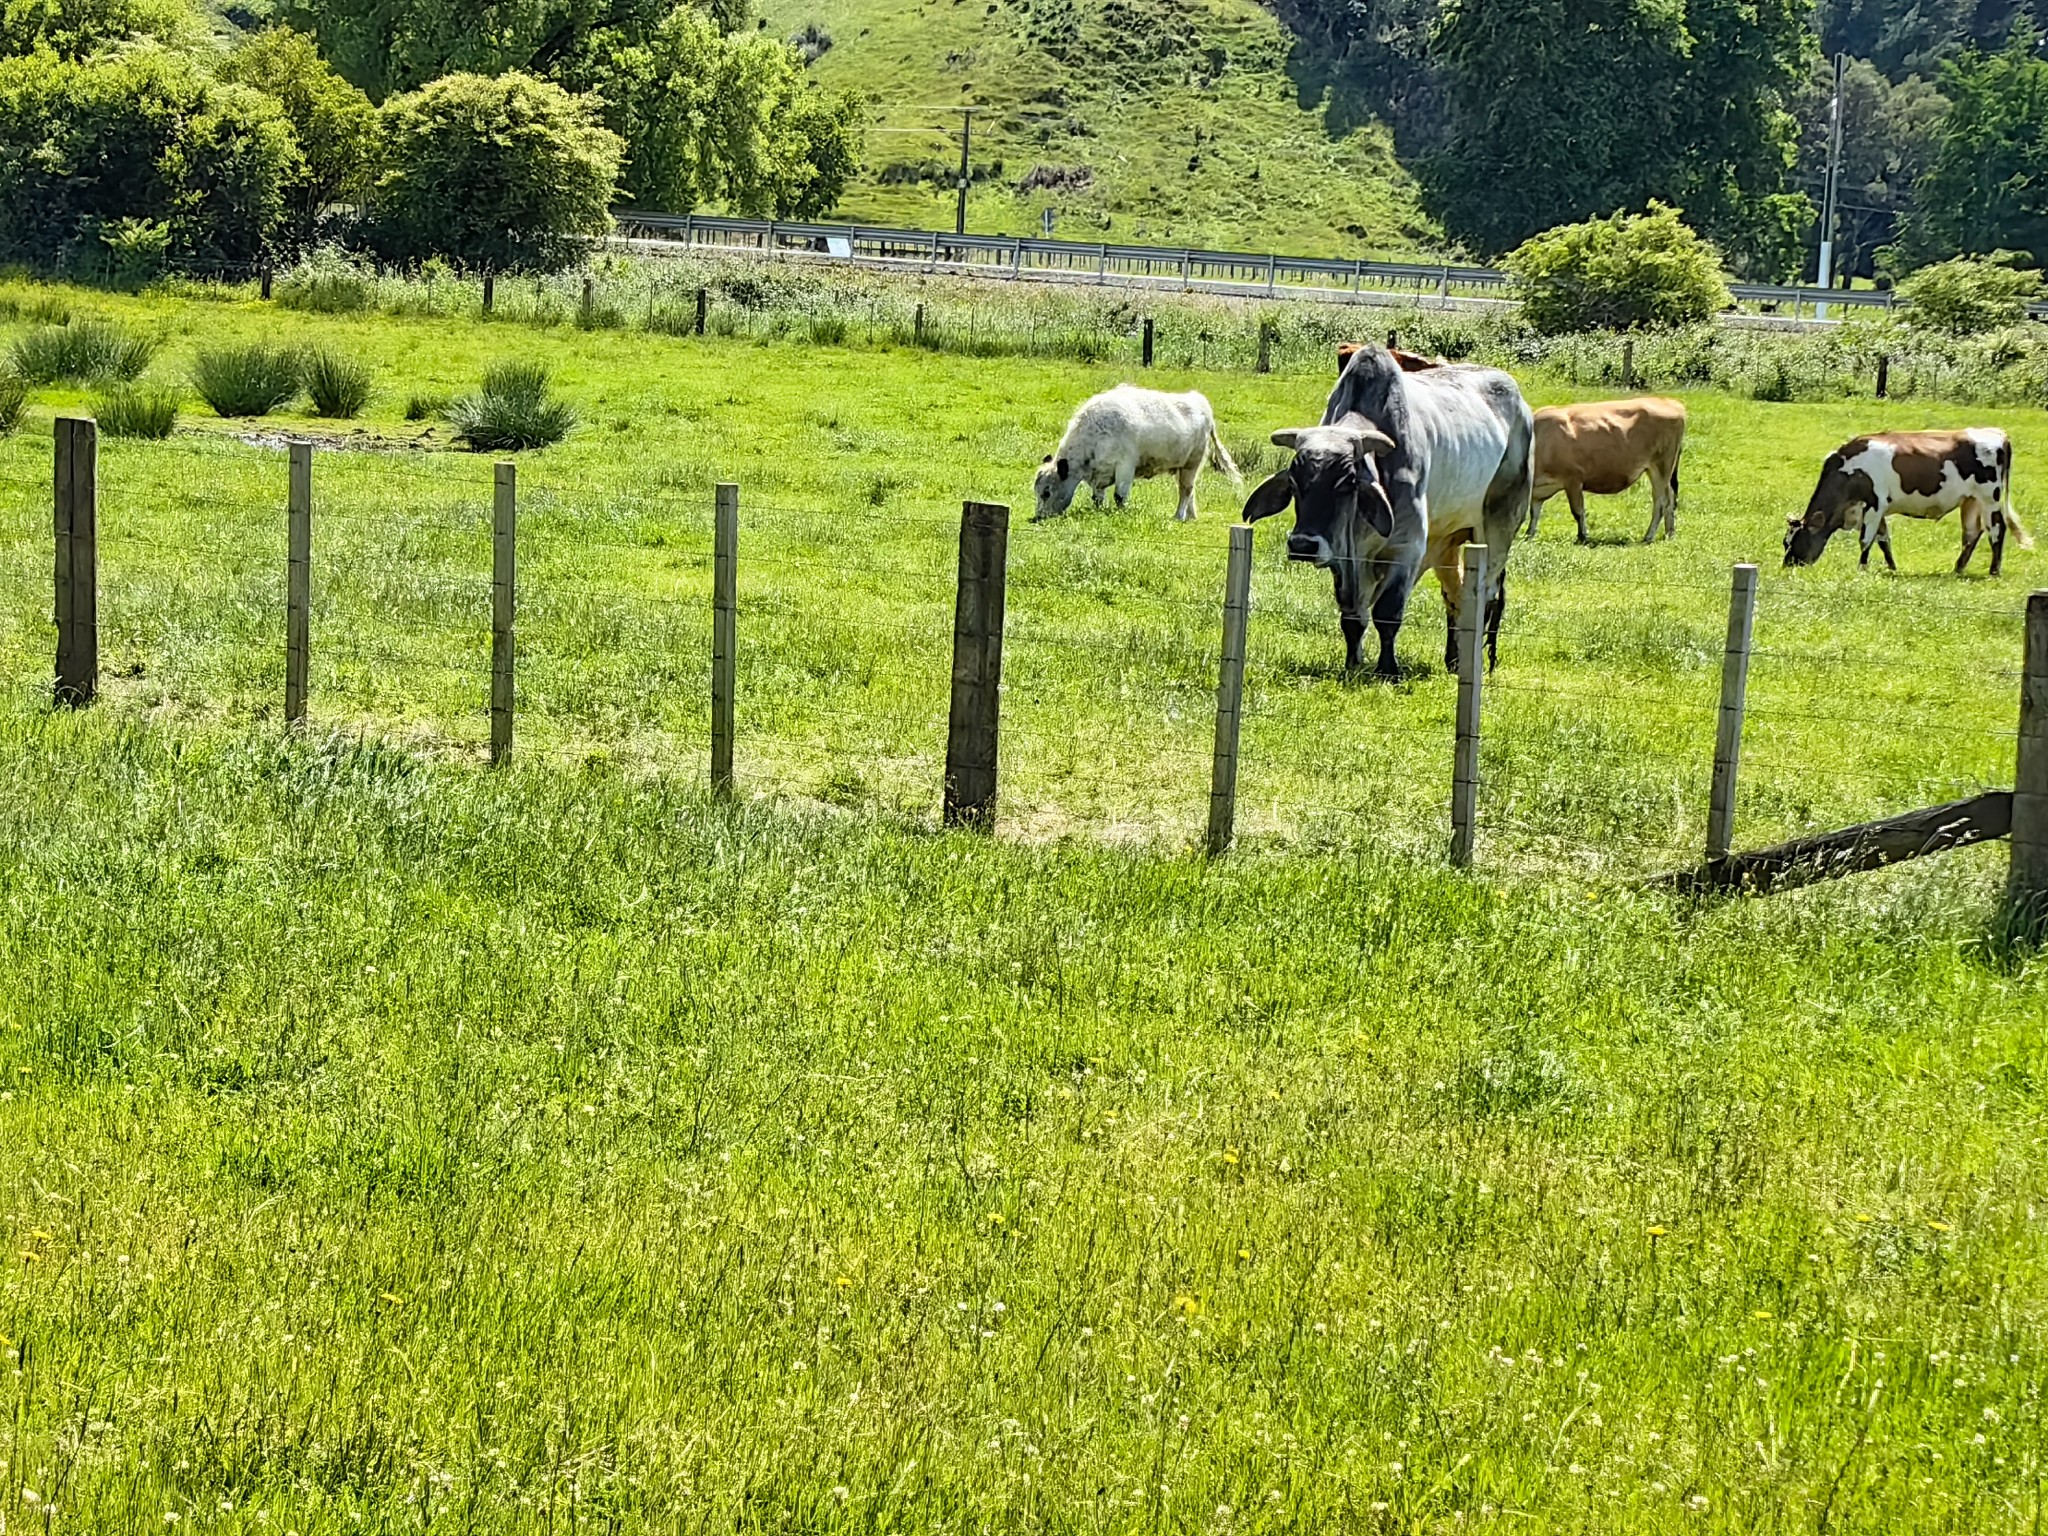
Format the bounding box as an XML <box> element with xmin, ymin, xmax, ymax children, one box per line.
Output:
<box><xmin>1173</xmin><ymin>463</ymin><xmax>1199</xmax><ymax>522</ymax></box>
<box><xmin>1858</xmin><ymin>505</ymin><xmax>1886</xmax><ymax>570</ymax></box>
<box><xmin>1878</xmin><ymin>521</ymin><xmax>1897</xmax><ymax>572</ymax></box>
<box><xmin>1646</xmin><ymin>467</ymin><xmax>1673</xmax><ymax>543</ymax></box>
<box><xmin>1956</xmin><ymin>500</ymin><xmax>1985</xmax><ymax>574</ymax></box>
<box><xmin>1113</xmin><ymin>460</ymin><xmax>1135</xmax><ymax>511</ymax></box>
<box><xmin>1568</xmin><ymin>485</ymin><xmax>1590</xmax><ymax>544</ymax></box>
<box><xmin>1435</xmin><ymin>553</ymin><xmax>1466</xmax><ymax>673</ymax></box>
<box><xmin>1485</xmin><ymin>572</ymin><xmax>1505</xmax><ymax>672</ymax></box>
<box><xmin>1990</xmin><ymin>504</ymin><xmax>2008</xmax><ymax>577</ymax></box>
<box><xmin>1369</xmin><ymin>566</ymin><xmax>1411</xmax><ymax>680</ymax></box>
<box><xmin>1332</xmin><ymin>564</ymin><xmax>1368</xmax><ymax>673</ymax></box>
<box><xmin>1526</xmin><ymin>491</ymin><xmax>1547</xmax><ymax>539</ymax></box>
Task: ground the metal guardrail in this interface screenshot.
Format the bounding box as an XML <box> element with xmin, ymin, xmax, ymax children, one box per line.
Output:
<box><xmin>615</xmin><ymin>212</ymin><xmax>1931</xmax><ymax>318</ymax></box>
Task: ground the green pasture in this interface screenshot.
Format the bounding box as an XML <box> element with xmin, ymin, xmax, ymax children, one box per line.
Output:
<box><xmin>0</xmin><ymin>279</ymin><xmax>2044</xmax><ymax>1533</ymax></box>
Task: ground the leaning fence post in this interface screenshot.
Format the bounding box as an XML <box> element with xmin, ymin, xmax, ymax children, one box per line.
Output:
<box><xmin>711</xmin><ymin>482</ymin><xmax>739</xmax><ymax>796</ymax></box>
<box><xmin>943</xmin><ymin>501</ymin><xmax>1009</xmax><ymax>830</ymax></box>
<box><xmin>1707</xmin><ymin>563</ymin><xmax>1760</xmax><ymax>863</ymax></box>
<box><xmin>2007</xmin><ymin>591</ymin><xmax>2048</xmax><ymax>940</ymax></box>
<box><xmin>285</xmin><ymin>441</ymin><xmax>312</xmax><ymax>725</ymax></box>
<box><xmin>53</xmin><ymin>416</ymin><xmax>98</xmax><ymax>708</ymax></box>
<box><xmin>490</xmin><ymin>462</ymin><xmax>516</xmax><ymax>765</ymax></box>
<box><xmin>1206</xmin><ymin>523</ymin><xmax>1254</xmax><ymax>856</ymax></box>
<box><xmin>1449</xmin><ymin>545</ymin><xmax>1490</xmax><ymax>867</ymax></box>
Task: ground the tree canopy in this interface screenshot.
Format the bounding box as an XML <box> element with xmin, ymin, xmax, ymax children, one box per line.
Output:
<box><xmin>1904</xmin><ymin>35</ymin><xmax>2048</xmax><ymax>267</ymax></box>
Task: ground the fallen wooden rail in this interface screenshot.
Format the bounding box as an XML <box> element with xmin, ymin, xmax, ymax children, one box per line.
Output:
<box><xmin>1653</xmin><ymin>791</ymin><xmax>2013</xmax><ymax>896</ymax></box>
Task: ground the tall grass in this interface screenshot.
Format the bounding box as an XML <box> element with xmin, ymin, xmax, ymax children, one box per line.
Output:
<box><xmin>448</xmin><ymin>360</ymin><xmax>575</xmax><ymax>450</ymax></box>
<box><xmin>91</xmin><ymin>381</ymin><xmax>181</xmax><ymax>438</ymax></box>
<box><xmin>190</xmin><ymin>343</ymin><xmax>302</xmax><ymax>417</ymax></box>
<box><xmin>303</xmin><ymin>346</ymin><xmax>373</xmax><ymax>417</ymax></box>
<box><xmin>7</xmin><ymin>318</ymin><xmax>156</xmax><ymax>383</ymax></box>
<box><xmin>0</xmin><ymin>369</ymin><xmax>22</xmax><ymax>434</ymax></box>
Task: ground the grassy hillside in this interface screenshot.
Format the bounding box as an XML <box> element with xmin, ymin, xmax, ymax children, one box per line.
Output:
<box><xmin>756</xmin><ymin>0</ymin><xmax>1437</xmax><ymax>256</ymax></box>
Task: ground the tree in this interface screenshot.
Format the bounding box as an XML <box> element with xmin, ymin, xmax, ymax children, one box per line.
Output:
<box><xmin>1505</xmin><ymin>203</ymin><xmax>1732</xmax><ymax>332</ymax></box>
<box><xmin>371</xmin><ymin>71</ymin><xmax>620</xmax><ymax>271</ymax></box>
<box><xmin>0</xmin><ymin>47</ymin><xmax>300</xmax><ymax>270</ymax></box>
<box><xmin>219</xmin><ymin>28</ymin><xmax>379</xmax><ymax>242</ymax></box>
<box><xmin>1792</xmin><ymin>57</ymin><xmax>1947</xmax><ymax>279</ymax></box>
<box><xmin>0</xmin><ymin>0</ymin><xmax>199</xmax><ymax>60</ymax></box>
<box><xmin>1897</xmin><ymin>250</ymin><xmax>2042</xmax><ymax>329</ymax></box>
<box><xmin>1906</xmin><ymin>34</ymin><xmax>2048</xmax><ymax>266</ymax></box>
<box><xmin>1424</xmin><ymin>0</ymin><xmax>1813</xmax><ymax>274</ymax></box>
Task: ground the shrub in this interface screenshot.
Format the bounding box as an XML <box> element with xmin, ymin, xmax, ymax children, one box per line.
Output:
<box><xmin>8</xmin><ymin>319</ymin><xmax>155</xmax><ymax>382</ymax></box>
<box><xmin>1505</xmin><ymin>204</ymin><xmax>1732</xmax><ymax>334</ymax></box>
<box><xmin>373</xmin><ymin>73</ymin><xmax>622</xmax><ymax>274</ymax></box>
<box><xmin>217</xmin><ymin>29</ymin><xmax>378</xmax><ymax>241</ymax></box>
<box><xmin>403</xmin><ymin>391</ymin><xmax>448</xmax><ymax>421</ymax></box>
<box><xmin>0</xmin><ymin>370</ymin><xmax>23</xmax><ymax>434</ymax></box>
<box><xmin>448</xmin><ymin>360</ymin><xmax>575</xmax><ymax>450</ymax></box>
<box><xmin>98</xmin><ymin>217</ymin><xmax>171</xmax><ymax>289</ymax></box>
<box><xmin>190</xmin><ymin>344</ymin><xmax>301</xmax><ymax>417</ymax></box>
<box><xmin>1899</xmin><ymin>253</ymin><xmax>2043</xmax><ymax>335</ymax></box>
<box><xmin>276</xmin><ymin>246</ymin><xmax>376</xmax><ymax>313</ymax></box>
<box><xmin>93</xmin><ymin>382</ymin><xmax>180</xmax><ymax>438</ymax></box>
<box><xmin>303</xmin><ymin>347</ymin><xmax>372</xmax><ymax>417</ymax></box>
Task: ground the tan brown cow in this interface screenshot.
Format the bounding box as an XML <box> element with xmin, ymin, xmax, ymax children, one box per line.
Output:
<box><xmin>1784</xmin><ymin>428</ymin><xmax>2031</xmax><ymax>574</ymax></box>
<box><xmin>1336</xmin><ymin>342</ymin><xmax>1446</xmax><ymax>375</ymax></box>
<box><xmin>1528</xmin><ymin>397</ymin><xmax>1688</xmax><ymax>544</ymax></box>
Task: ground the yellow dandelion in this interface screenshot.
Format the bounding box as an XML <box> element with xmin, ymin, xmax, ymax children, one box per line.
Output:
<box><xmin>1237</xmin><ymin>1248</ymin><xmax>1252</xmax><ymax>1262</ymax></box>
<box><xmin>18</xmin><ymin>1250</ymin><xmax>36</xmax><ymax>1264</ymax></box>
<box><xmin>1173</xmin><ymin>1294</ymin><xmax>1202</xmax><ymax>1319</ymax></box>
<box><xmin>1752</xmin><ymin>1310</ymin><xmax>1772</xmax><ymax>1320</ymax></box>
<box><xmin>1646</xmin><ymin>1225</ymin><xmax>1668</xmax><ymax>1238</ymax></box>
<box><xmin>26</xmin><ymin>1229</ymin><xmax>51</xmax><ymax>1243</ymax></box>
<box><xmin>380</xmin><ymin>1292</ymin><xmax>406</xmax><ymax>1307</ymax></box>
<box><xmin>1928</xmin><ymin>1220</ymin><xmax>1952</xmax><ymax>1233</ymax></box>
<box><xmin>986</xmin><ymin>1212</ymin><xmax>1004</xmax><ymax>1227</ymax></box>
<box><xmin>835</xmin><ymin>1276</ymin><xmax>854</xmax><ymax>1290</ymax></box>
<box><xmin>1855</xmin><ymin>1214</ymin><xmax>1876</xmax><ymax>1223</ymax></box>
<box><xmin>1222</xmin><ymin>1148</ymin><xmax>1240</xmax><ymax>1166</ymax></box>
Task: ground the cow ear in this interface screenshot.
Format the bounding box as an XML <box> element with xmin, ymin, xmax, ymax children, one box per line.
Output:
<box><xmin>1359</xmin><ymin>480</ymin><xmax>1394</xmax><ymax>538</ymax></box>
<box><xmin>1056</xmin><ymin>458</ymin><xmax>1070</xmax><ymax>479</ymax></box>
<box><xmin>1241</xmin><ymin>471</ymin><xmax>1295</xmax><ymax>523</ymax></box>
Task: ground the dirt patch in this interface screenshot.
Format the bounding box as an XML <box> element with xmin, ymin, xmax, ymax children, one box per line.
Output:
<box><xmin>226</xmin><ymin>425</ymin><xmax>448</xmax><ymax>454</ymax></box>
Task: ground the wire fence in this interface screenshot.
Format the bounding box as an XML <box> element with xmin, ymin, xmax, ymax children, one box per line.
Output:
<box><xmin>0</xmin><ymin>426</ymin><xmax>2037</xmax><ymax>880</ymax></box>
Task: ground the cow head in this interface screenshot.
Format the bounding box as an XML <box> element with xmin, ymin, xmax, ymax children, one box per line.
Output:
<box><xmin>1240</xmin><ymin>419</ymin><xmax>1396</xmax><ymax>566</ymax></box>
<box><xmin>1783</xmin><ymin>453</ymin><xmax>1873</xmax><ymax>567</ymax></box>
<box><xmin>1033</xmin><ymin>456</ymin><xmax>1079</xmax><ymax>520</ymax></box>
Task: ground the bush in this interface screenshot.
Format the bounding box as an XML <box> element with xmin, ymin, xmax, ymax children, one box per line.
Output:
<box><xmin>276</xmin><ymin>246</ymin><xmax>377</xmax><ymax>313</ymax></box>
<box><xmin>8</xmin><ymin>319</ymin><xmax>155</xmax><ymax>382</ymax></box>
<box><xmin>303</xmin><ymin>347</ymin><xmax>372</xmax><ymax>417</ymax></box>
<box><xmin>93</xmin><ymin>382</ymin><xmax>180</xmax><ymax>438</ymax></box>
<box><xmin>190</xmin><ymin>344</ymin><xmax>302</xmax><ymax>417</ymax></box>
<box><xmin>1898</xmin><ymin>253</ymin><xmax>2043</xmax><ymax>335</ymax></box>
<box><xmin>403</xmin><ymin>391</ymin><xmax>448</xmax><ymax>421</ymax></box>
<box><xmin>0</xmin><ymin>370</ymin><xmax>23</xmax><ymax>434</ymax></box>
<box><xmin>373</xmin><ymin>73</ymin><xmax>622</xmax><ymax>274</ymax></box>
<box><xmin>217</xmin><ymin>29</ymin><xmax>378</xmax><ymax>241</ymax></box>
<box><xmin>1505</xmin><ymin>204</ymin><xmax>1733</xmax><ymax>334</ymax></box>
<box><xmin>98</xmin><ymin>217</ymin><xmax>171</xmax><ymax>289</ymax></box>
<box><xmin>448</xmin><ymin>360</ymin><xmax>575</xmax><ymax>450</ymax></box>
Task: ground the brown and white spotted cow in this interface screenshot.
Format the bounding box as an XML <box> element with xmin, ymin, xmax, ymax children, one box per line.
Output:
<box><xmin>1783</xmin><ymin>429</ymin><xmax>2031</xmax><ymax>575</ymax></box>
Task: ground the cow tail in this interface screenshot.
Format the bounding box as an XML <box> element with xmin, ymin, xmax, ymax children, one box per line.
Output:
<box><xmin>1209</xmin><ymin>426</ymin><xmax>1243</xmax><ymax>485</ymax></box>
<box><xmin>2003</xmin><ymin>439</ymin><xmax>2034</xmax><ymax>548</ymax></box>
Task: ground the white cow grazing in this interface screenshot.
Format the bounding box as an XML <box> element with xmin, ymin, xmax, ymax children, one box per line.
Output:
<box><xmin>1033</xmin><ymin>385</ymin><xmax>1240</xmax><ymax>522</ymax></box>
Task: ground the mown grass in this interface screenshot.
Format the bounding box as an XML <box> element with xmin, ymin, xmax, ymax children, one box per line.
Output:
<box><xmin>0</xmin><ymin>277</ymin><xmax>2043</xmax><ymax>1532</ymax></box>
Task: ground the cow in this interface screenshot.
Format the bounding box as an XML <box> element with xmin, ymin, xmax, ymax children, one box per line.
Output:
<box><xmin>1528</xmin><ymin>397</ymin><xmax>1688</xmax><ymax>544</ymax></box>
<box><xmin>1242</xmin><ymin>344</ymin><xmax>1535</xmax><ymax>678</ymax></box>
<box><xmin>1033</xmin><ymin>385</ymin><xmax>1240</xmax><ymax>522</ymax></box>
<box><xmin>1336</xmin><ymin>342</ymin><xmax>1447</xmax><ymax>375</ymax></box>
<box><xmin>1783</xmin><ymin>428</ymin><xmax>2032</xmax><ymax>575</ymax></box>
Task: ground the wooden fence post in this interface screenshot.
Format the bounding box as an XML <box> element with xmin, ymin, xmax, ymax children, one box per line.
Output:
<box><xmin>53</xmin><ymin>416</ymin><xmax>97</xmax><ymax>709</ymax></box>
<box><xmin>943</xmin><ymin>501</ymin><xmax>1009</xmax><ymax>830</ymax></box>
<box><xmin>1707</xmin><ymin>563</ymin><xmax>1760</xmax><ymax>863</ymax></box>
<box><xmin>914</xmin><ymin>303</ymin><xmax>926</xmax><ymax>345</ymax></box>
<box><xmin>695</xmin><ymin>286</ymin><xmax>708</xmax><ymax>336</ymax></box>
<box><xmin>1449</xmin><ymin>545</ymin><xmax>1489</xmax><ymax>867</ymax></box>
<box><xmin>2007</xmin><ymin>591</ymin><xmax>2048</xmax><ymax>940</ymax></box>
<box><xmin>482</xmin><ymin>273</ymin><xmax>495</xmax><ymax>315</ymax></box>
<box><xmin>1142</xmin><ymin>316</ymin><xmax>1154</xmax><ymax>367</ymax></box>
<box><xmin>1621</xmin><ymin>336</ymin><xmax>1635</xmax><ymax>390</ymax></box>
<box><xmin>259</xmin><ymin>265</ymin><xmax>273</xmax><ymax>301</ymax></box>
<box><xmin>711</xmin><ymin>482</ymin><xmax>738</xmax><ymax>796</ymax></box>
<box><xmin>490</xmin><ymin>462</ymin><xmax>516</xmax><ymax>765</ymax></box>
<box><xmin>285</xmin><ymin>441</ymin><xmax>312</xmax><ymax>726</ymax></box>
<box><xmin>1206</xmin><ymin>523</ymin><xmax>1254</xmax><ymax>856</ymax></box>
<box><xmin>580</xmin><ymin>275</ymin><xmax>595</xmax><ymax>326</ymax></box>
<box><xmin>1876</xmin><ymin>354</ymin><xmax>1890</xmax><ymax>398</ymax></box>
<box><xmin>1256</xmin><ymin>320</ymin><xmax>1273</xmax><ymax>374</ymax></box>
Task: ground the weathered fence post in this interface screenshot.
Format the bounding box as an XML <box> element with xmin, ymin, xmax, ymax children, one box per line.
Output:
<box><xmin>1876</xmin><ymin>355</ymin><xmax>1890</xmax><ymax>399</ymax></box>
<box><xmin>259</xmin><ymin>265</ymin><xmax>274</xmax><ymax>301</ymax></box>
<box><xmin>1142</xmin><ymin>316</ymin><xmax>1154</xmax><ymax>367</ymax></box>
<box><xmin>1707</xmin><ymin>563</ymin><xmax>1760</xmax><ymax>863</ymax></box>
<box><xmin>1449</xmin><ymin>545</ymin><xmax>1489</xmax><ymax>867</ymax></box>
<box><xmin>711</xmin><ymin>482</ymin><xmax>739</xmax><ymax>796</ymax></box>
<box><xmin>1386</xmin><ymin>330</ymin><xmax>1399</xmax><ymax>350</ymax></box>
<box><xmin>2007</xmin><ymin>591</ymin><xmax>2048</xmax><ymax>940</ymax></box>
<box><xmin>580</xmin><ymin>275</ymin><xmax>595</xmax><ymax>326</ymax></box>
<box><xmin>53</xmin><ymin>416</ymin><xmax>97</xmax><ymax>709</ymax></box>
<box><xmin>1621</xmin><ymin>337</ymin><xmax>1635</xmax><ymax>390</ymax></box>
<box><xmin>914</xmin><ymin>303</ymin><xmax>926</xmax><ymax>345</ymax></box>
<box><xmin>285</xmin><ymin>441</ymin><xmax>312</xmax><ymax>726</ymax></box>
<box><xmin>490</xmin><ymin>462</ymin><xmax>516</xmax><ymax>765</ymax></box>
<box><xmin>943</xmin><ymin>501</ymin><xmax>1009</xmax><ymax>830</ymax></box>
<box><xmin>482</xmin><ymin>273</ymin><xmax>495</xmax><ymax>315</ymax></box>
<box><xmin>1265</xmin><ymin>252</ymin><xmax>1276</xmax><ymax>296</ymax></box>
<box><xmin>1256</xmin><ymin>319</ymin><xmax>1273</xmax><ymax>375</ymax></box>
<box><xmin>1206</xmin><ymin>523</ymin><xmax>1254</xmax><ymax>857</ymax></box>
<box><xmin>695</xmin><ymin>286</ymin><xmax>708</xmax><ymax>336</ymax></box>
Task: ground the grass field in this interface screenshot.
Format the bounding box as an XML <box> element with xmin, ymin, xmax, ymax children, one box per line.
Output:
<box><xmin>1</xmin><ymin>279</ymin><xmax>2046</xmax><ymax>1532</ymax></box>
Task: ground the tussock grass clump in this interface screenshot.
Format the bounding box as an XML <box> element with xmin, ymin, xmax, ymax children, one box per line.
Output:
<box><xmin>403</xmin><ymin>392</ymin><xmax>449</xmax><ymax>421</ymax></box>
<box><xmin>0</xmin><ymin>370</ymin><xmax>23</xmax><ymax>434</ymax></box>
<box><xmin>303</xmin><ymin>348</ymin><xmax>372</xmax><ymax>418</ymax></box>
<box><xmin>449</xmin><ymin>361</ymin><xmax>575</xmax><ymax>450</ymax></box>
<box><xmin>0</xmin><ymin>288</ymin><xmax>70</xmax><ymax>325</ymax></box>
<box><xmin>275</xmin><ymin>247</ymin><xmax>376</xmax><ymax>314</ymax></box>
<box><xmin>9</xmin><ymin>319</ymin><xmax>156</xmax><ymax>383</ymax></box>
<box><xmin>190</xmin><ymin>345</ymin><xmax>302</xmax><ymax>418</ymax></box>
<box><xmin>92</xmin><ymin>382</ymin><xmax>181</xmax><ymax>439</ymax></box>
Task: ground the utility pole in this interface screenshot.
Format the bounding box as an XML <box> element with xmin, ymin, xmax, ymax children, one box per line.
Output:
<box><xmin>956</xmin><ymin>109</ymin><xmax>973</xmax><ymax>238</ymax></box>
<box><xmin>1817</xmin><ymin>51</ymin><xmax>1845</xmax><ymax>320</ymax></box>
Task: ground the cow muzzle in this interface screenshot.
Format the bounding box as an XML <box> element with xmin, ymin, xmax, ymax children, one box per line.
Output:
<box><xmin>1286</xmin><ymin>533</ymin><xmax>1332</xmax><ymax>566</ymax></box>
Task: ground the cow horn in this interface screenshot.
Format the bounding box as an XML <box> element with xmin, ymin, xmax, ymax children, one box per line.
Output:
<box><xmin>1349</xmin><ymin>427</ymin><xmax>1396</xmax><ymax>456</ymax></box>
<box><xmin>1270</xmin><ymin>428</ymin><xmax>1318</xmax><ymax>449</ymax></box>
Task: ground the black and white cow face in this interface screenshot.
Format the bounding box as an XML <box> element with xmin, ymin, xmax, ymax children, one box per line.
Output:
<box><xmin>1784</xmin><ymin>454</ymin><xmax>1873</xmax><ymax>567</ymax></box>
<box><xmin>1034</xmin><ymin>456</ymin><xmax>1080</xmax><ymax>519</ymax></box>
<box><xmin>1239</xmin><ymin>423</ymin><xmax>1396</xmax><ymax>567</ymax></box>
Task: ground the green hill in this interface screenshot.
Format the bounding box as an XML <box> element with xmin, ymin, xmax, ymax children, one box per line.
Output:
<box><xmin>756</xmin><ymin>0</ymin><xmax>1439</xmax><ymax>257</ymax></box>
